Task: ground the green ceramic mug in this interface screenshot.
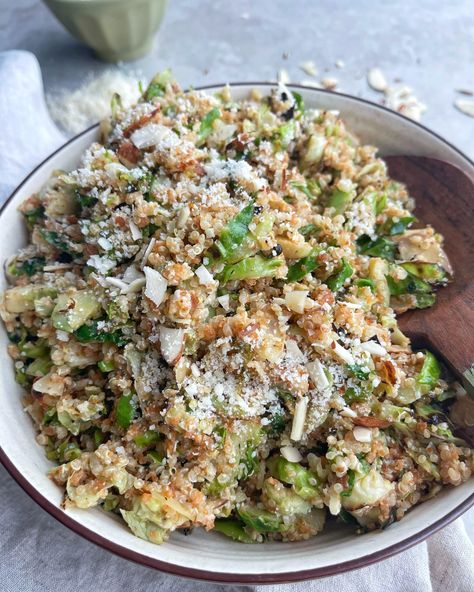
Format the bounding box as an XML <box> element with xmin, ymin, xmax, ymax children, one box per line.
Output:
<box><xmin>42</xmin><ymin>0</ymin><xmax>168</xmax><ymax>62</ymax></box>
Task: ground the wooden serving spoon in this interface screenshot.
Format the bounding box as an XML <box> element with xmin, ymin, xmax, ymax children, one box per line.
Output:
<box><xmin>384</xmin><ymin>156</ymin><xmax>474</xmax><ymax>400</ymax></box>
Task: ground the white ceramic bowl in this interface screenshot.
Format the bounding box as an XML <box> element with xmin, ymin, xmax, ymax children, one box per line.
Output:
<box><xmin>0</xmin><ymin>84</ymin><xmax>473</xmax><ymax>584</ymax></box>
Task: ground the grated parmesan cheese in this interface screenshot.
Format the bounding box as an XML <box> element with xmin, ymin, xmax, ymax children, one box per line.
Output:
<box><xmin>47</xmin><ymin>70</ymin><xmax>144</xmax><ymax>135</ymax></box>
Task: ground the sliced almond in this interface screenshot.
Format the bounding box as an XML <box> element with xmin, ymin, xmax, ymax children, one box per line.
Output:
<box><xmin>122</xmin><ymin>277</ymin><xmax>146</xmax><ymax>294</ymax></box>
<box><xmin>140</xmin><ymin>238</ymin><xmax>156</xmax><ymax>269</ymax></box>
<box><xmin>278</xmin><ymin>69</ymin><xmax>290</xmax><ymax>84</ymax></box>
<box><xmin>321</xmin><ymin>77</ymin><xmax>338</xmax><ymax>90</ymax></box>
<box><xmin>195</xmin><ymin>265</ymin><xmax>215</xmax><ymax>286</ymax></box>
<box><xmin>144</xmin><ymin>266</ymin><xmax>168</xmax><ymax>308</ymax></box>
<box><xmin>332</xmin><ymin>342</ymin><xmax>355</xmax><ymax>365</ymax></box>
<box><xmin>367</xmin><ymin>67</ymin><xmax>388</xmax><ymax>92</ymax></box>
<box><xmin>129</xmin><ymin>220</ymin><xmax>142</xmax><ymax>241</ymax></box>
<box><xmin>286</xmin><ymin>338</ymin><xmax>306</xmax><ymax>362</ymax></box>
<box><xmin>306</xmin><ymin>359</ymin><xmax>330</xmax><ymax>391</ymax></box>
<box><xmin>217</xmin><ymin>294</ymin><xmax>230</xmax><ymax>311</ymax></box>
<box><xmin>360</xmin><ymin>341</ymin><xmax>387</xmax><ymax>357</ymax></box>
<box><xmin>300</xmin><ymin>60</ymin><xmax>318</xmax><ymax>77</ymax></box>
<box><xmin>353</xmin><ymin>416</ymin><xmax>391</xmax><ymax>428</ymax></box>
<box><xmin>454</xmin><ymin>99</ymin><xmax>474</xmax><ymax>117</ymax></box>
<box><xmin>159</xmin><ymin>326</ymin><xmax>185</xmax><ymax>366</ymax></box>
<box><xmin>285</xmin><ymin>290</ymin><xmax>309</xmax><ymax>314</ymax></box>
<box><xmin>281</xmin><ymin>445</ymin><xmax>303</xmax><ymax>462</ymax></box>
<box><xmin>290</xmin><ymin>397</ymin><xmax>308</xmax><ymax>441</ymax></box>
<box><xmin>104</xmin><ymin>277</ymin><xmax>129</xmax><ymax>291</ymax></box>
<box><xmin>353</xmin><ymin>426</ymin><xmax>372</xmax><ymax>443</ymax></box>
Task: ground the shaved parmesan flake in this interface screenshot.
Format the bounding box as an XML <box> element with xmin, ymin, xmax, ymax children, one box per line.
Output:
<box><xmin>195</xmin><ymin>265</ymin><xmax>215</xmax><ymax>286</ymax></box>
<box><xmin>332</xmin><ymin>342</ymin><xmax>355</xmax><ymax>365</ymax></box>
<box><xmin>290</xmin><ymin>397</ymin><xmax>308</xmax><ymax>441</ymax></box>
<box><xmin>46</xmin><ymin>70</ymin><xmax>142</xmax><ymax>135</ymax></box>
<box><xmin>306</xmin><ymin>360</ymin><xmax>330</xmax><ymax>391</ymax></box>
<box><xmin>144</xmin><ymin>266</ymin><xmax>167</xmax><ymax>308</ymax></box>
<box><xmin>281</xmin><ymin>445</ymin><xmax>303</xmax><ymax>462</ymax></box>
<box><xmin>367</xmin><ymin>67</ymin><xmax>388</xmax><ymax>92</ymax></box>
<box><xmin>353</xmin><ymin>426</ymin><xmax>372</xmax><ymax>443</ymax></box>
<box><xmin>360</xmin><ymin>341</ymin><xmax>387</xmax><ymax>357</ymax></box>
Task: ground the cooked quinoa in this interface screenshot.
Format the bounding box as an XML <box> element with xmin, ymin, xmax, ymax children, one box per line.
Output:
<box><xmin>2</xmin><ymin>72</ymin><xmax>472</xmax><ymax>544</ymax></box>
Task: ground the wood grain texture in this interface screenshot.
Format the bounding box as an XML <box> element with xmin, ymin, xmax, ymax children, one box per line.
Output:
<box><xmin>385</xmin><ymin>156</ymin><xmax>474</xmax><ymax>393</ymax></box>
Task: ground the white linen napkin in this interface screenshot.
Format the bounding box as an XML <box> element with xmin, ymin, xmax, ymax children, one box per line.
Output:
<box><xmin>0</xmin><ymin>50</ymin><xmax>472</xmax><ymax>592</ymax></box>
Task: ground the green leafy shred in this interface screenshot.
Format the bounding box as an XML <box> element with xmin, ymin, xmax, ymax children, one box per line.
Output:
<box><xmin>347</xmin><ymin>364</ymin><xmax>370</xmax><ymax>380</ymax></box>
<box><xmin>267</xmin><ymin>413</ymin><xmax>286</xmax><ymax>436</ymax></box>
<box><xmin>23</xmin><ymin>206</ymin><xmax>45</xmax><ymax>229</ymax></box>
<box><xmin>326</xmin><ymin>258</ymin><xmax>353</xmax><ymax>291</ymax></box>
<box><xmin>386</xmin><ymin>273</ymin><xmax>431</xmax><ymax>296</ymax></box>
<box><xmin>8</xmin><ymin>257</ymin><xmax>45</xmax><ymax>277</ymax></box>
<box><xmin>414</xmin><ymin>293</ymin><xmax>436</xmax><ymax>308</ymax></box>
<box><xmin>343</xmin><ymin>387</ymin><xmax>369</xmax><ymax>404</ymax></box>
<box><xmin>116</xmin><ymin>394</ymin><xmax>137</xmax><ymax>429</ymax></box>
<box><xmin>40</xmin><ymin>230</ymin><xmax>72</xmax><ymax>254</ymax></box>
<box><xmin>417</xmin><ymin>351</ymin><xmax>441</xmax><ymax>389</ymax></box>
<box><xmin>134</xmin><ymin>430</ymin><xmax>160</xmax><ymax>447</ymax></box>
<box><xmin>218</xmin><ymin>255</ymin><xmax>281</xmax><ymax>283</ymax></box>
<box><xmin>286</xmin><ymin>248</ymin><xmax>320</xmax><ymax>282</ymax></box>
<box><xmin>356</xmin><ymin>234</ymin><xmax>396</xmax><ymax>260</ymax></box>
<box><xmin>275</xmin><ymin>120</ymin><xmax>296</xmax><ymax>149</ymax></box>
<box><xmin>216</xmin><ymin>202</ymin><xmax>254</xmax><ymax>260</ymax></box>
<box><xmin>98</xmin><ymin>360</ymin><xmax>115</xmax><ymax>373</ymax></box>
<box><xmin>378</xmin><ymin>216</ymin><xmax>415</xmax><ymax>236</ymax></box>
<box><xmin>74</xmin><ymin>321</ymin><xmax>128</xmax><ymax>346</ymax></box>
<box><xmin>198</xmin><ymin>107</ymin><xmax>221</xmax><ymax>143</ymax></box>
<box><xmin>327</xmin><ymin>188</ymin><xmax>351</xmax><ymax>213</ymax></box>
<box><xmin>75</xmin><ymin>189</ymin><xmax>98</xmax><ymax>209</ymax></box>
<box><xmin>144</xmin><ymin>69</ymin><xmax>172</xmax><ymax>100</ymax></box>
<box><xmin>237</xmin><ymin>505</ymin><xmax>282</xmax><ymax>532</ymax></box>
<box><xmin>299</xmin><ymin>224</ymin><xmax>318</xmax><ymax>237</ymax></box>
<box><xmin>214</xmin><ymin>518</ymin><xmax>254</xmax><ymax>543</ymax></box>
<box><xmin>355</xmin><ymin>278</ymin><xmax>376</xmax><ymax>291</ymax></box>
<box><xmin>340</xmin><ymin>469</ymin><xmax>356</xmax><ymax>497</ymax></box>
<box><xmin>292</xmin><ymin>91</ymin><xmax>304</xmax><ymax>112</ymax></box>
<box><xmin>290</xmin><ymin>179</ymin><xmax>321</xmax><ymax>200</ymax></box>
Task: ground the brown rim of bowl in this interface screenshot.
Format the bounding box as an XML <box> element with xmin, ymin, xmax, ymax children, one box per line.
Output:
<box><xmin>0</xmin><ymin>82</ymin><xmax>473</xmax><ymax>584</ymax></box>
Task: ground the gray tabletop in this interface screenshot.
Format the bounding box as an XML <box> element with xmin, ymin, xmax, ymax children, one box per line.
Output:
<box><xmin>1</xmin><ymin>0</ymin><xmax>474</xmax><ymax>158</ymax></box>
<box><xmin>0</xmin><ymin>0</ymin><xmax>473</xmax><ymax>588</ymax></box>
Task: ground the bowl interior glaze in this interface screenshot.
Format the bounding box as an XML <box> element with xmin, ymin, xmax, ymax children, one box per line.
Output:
<box><xmin>0</xmin><ymin>84</ymin><xmax>472</xmax><ymax>584</ymax></box>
